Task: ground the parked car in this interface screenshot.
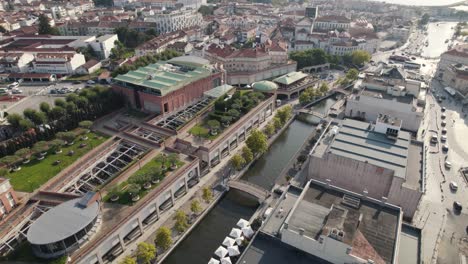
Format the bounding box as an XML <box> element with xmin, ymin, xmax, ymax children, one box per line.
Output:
<box><xmin>441</xmin><ymin>114</ymin><xmax>446</xmax><ymax>119</ymax></box>
<box><xmin>87</xmin><ymin>80</ymin><xmax>95</xmax><ymax>85</ymax></box>
<box><xmin>11</xmin><ymin>88</ymin><xmax>22</xmax><ymax>94</ymax></box>
<box><xmin>453</xmin><ymin>201</ymin><xmax>462</xmax><ymax>212</ymax></box>
<box><xmin>449</xmin><ymin>181</ymin><xmax>458</xmax><ymax>191</ymax></box>
<box><xmin>442</xmin><ymin>128</ymin><xmax>447</xmax><ymax>134</ymax></box>
<box><xmin>441</xmin><ymin>135</ymin><xmax>447</xmax><ymax>142</ymax></box>
<box><xmin>441</xmin><ymin>121</ymin><xmax>446</xmax><ymax>127</ymax></box>
<box><xmin>430</xmin><ymin>135</ymin><xmax>438</xmax><ymax>144</ymax></box>
<box><xmin>50</xmin><ymin>89</ymin><xmax>58</xmax><ymax>94</ymax></box>
<box><xmin>441</xmin><ymin>107</ymin><xmax>446</xmax><ymax>112</ymax></box>
<box><xmin>7</xmin><ymin>82</ymin><xmax>19</xmax><ymax>89</ymax></box>
<box><xmin>444</xmin><ymin>160</ymin><xmax>452</xmax><ymax>169</ymax></box>
<box><xmin>442</xmin><ymin>145</ymin><xmax>449</xmax><ymax>152</ymax></box>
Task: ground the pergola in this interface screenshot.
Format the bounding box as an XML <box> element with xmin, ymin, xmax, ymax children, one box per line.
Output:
<box><xmin>153</xmin><ymin>97</ymin><xmax>213</xmax><ymax>130</ymax></box>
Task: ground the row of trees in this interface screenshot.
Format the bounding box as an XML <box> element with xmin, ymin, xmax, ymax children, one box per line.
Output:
<box><xmin>1</xmin><ymin>86</ymin><xmax>123</xmax><ymax>159</ymax></box>
<box><xmin>231</xmin><ymin>105</ymin><xmax>293</xmax><ymax>170</ymax></box>
<box><xmin>289</xmin><ymin>48</ymin><xmax>371</xmax><ymax>69</ymax></box>
<box><xmin>299</xmin><ymin>82</ymin><xmax>330</xmax><ymax>105</ymax></box>
<box><xmin>114</xmin><ymin>27</ymin><xmax>158</xmax><ymax>49</ymax></box>
<box><xmin>111</xmin><ymin>49</ymin><xmax>181</xmax><ymax>77</ymax></box>
<box><xmin>120</xmin><ymin>188</ymin><xmax>213</xmax><ymax>264</ymax></box>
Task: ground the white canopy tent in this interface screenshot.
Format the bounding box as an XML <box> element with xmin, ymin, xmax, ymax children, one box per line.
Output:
<box><xmin>242</xmin><ymin>226</ymin><xmax>254</xmax><ymax>238</ymax></box>
<box><xmin>214</xmin><ymin>246</ymin><xmax>228</xmax><ymax>258</ymax></box>
<box><xmin>235</xmin><ymin>236</ymin><xmax>244</xmax><ymax>246</ymax></box>
<box><xmin>236</xmin><ymin>218</ymin><xmax>250</xmax><ymax>229</ymax></box>
<box><xmin>229</xmin><ymin>228</ymin><xmax>242</xmax><ymax>239</ymax></box>
<box><xmin>222</xmin><ymin>236</ymin><xmax>236</xmax><ymax>247</ymax></box>
<box><xmin>221</xmin><ymin>256</ymin><xmax>232</xmax><ymax>264</ymax></box>
<box><xmin>227</xmin><ymin>245</ymin><xmax>241</xmax><ymax>257</ymax></box>
<box><xmin>208</xmin><ymin>258</ymin><xmax>220</xmax><ymax>264</ymax></box>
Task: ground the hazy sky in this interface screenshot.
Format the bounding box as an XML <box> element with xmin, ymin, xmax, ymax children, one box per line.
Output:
<box><xmin>371</xmin><ymin>0</ymin><xmax>464</xmax><ymax>6</ymax></box>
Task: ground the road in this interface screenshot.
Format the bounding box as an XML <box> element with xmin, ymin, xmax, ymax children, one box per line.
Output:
<box><xmin>414</xmin><ymin>81</ymin><xmax>468</xmax><ymax>264</ymax></box>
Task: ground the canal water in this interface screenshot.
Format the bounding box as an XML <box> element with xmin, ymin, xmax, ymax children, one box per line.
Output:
<box><xmin>164</xmin><ymin>97</ymin><xmax>337</xmax><ymax>264</ymax></box>
<box><xmin>421</xmin><ymin>22</ymin><xmax>458</xmax><ymax>58</ymax></box>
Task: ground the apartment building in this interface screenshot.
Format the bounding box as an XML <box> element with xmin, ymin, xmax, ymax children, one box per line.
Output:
<box><xmin>143</xmin><ymin>9</ymin><xmax>203</xmax><ymax>34</ymax></box>
<box><xmin>0</xmin><ymin>179</ymin><xmax>19</xmax><ymax>218</ymax></box>
<box><xmin>32</xmin><ymin>53</ymin><xmax>86</xmax><ymax>75</ymax></box>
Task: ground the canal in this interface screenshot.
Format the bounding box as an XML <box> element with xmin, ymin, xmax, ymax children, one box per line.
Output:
<box><xmin>163</xmin><ymin>97</ymin><xmax>337</xmax><ymax>264</ymax></box>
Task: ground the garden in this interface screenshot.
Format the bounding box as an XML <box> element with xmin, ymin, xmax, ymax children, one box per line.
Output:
<box><xmin>0</xmin><ymin>122</ymin><xmax>108</xmax><ymax>192</ymax></box>
<box><xmin>106</xmin><ymin>153</ymin><xmax>184</xmax><ymax>205</ymax></box>
<box><xmin>188</xmin><ymin>90</ymin><xmax>266</xmax><ymax>139</ymax></box>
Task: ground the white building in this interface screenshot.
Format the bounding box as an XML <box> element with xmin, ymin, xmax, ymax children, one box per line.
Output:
<box><xmin>51</xmin><ymin>6</ymin><xmax>68</xmax><ymax>20</ymax></box>
<box><xmin>392</xmin><ymin>26</ymin><xmax>410</xmax><ymax>40</ymax></box>
<box><xmin>32</xmin><ymin>53</ymin><xmax>86</xmax><ymax>75</ymax></box>
<box><xmin>0</xmin><ymin>53</ymin><xmax>34</xmax><ymax>73</ymax></box>
<box><xmin>441</xmin><ymin>64</ymin><xmax>468</xmax><ymax>96</ymax></box>
<box><xmin>88</xmin><ymin>34</ymin><xmax>118</xmax><ymax>59</ymax></box>
<box><xmin>177</xmin><ymin>0</ymin><xmax>206</xmax><ymax>9</ymax></box>
<box><xmin>143</xmin><ymin>9</ymin><xmax>203</xmax><ymax>34</ymax></box>
<box><xmin>313</xmin><ymin>15</ymin><xmax>351</xmax><ymax>31</ymax></box>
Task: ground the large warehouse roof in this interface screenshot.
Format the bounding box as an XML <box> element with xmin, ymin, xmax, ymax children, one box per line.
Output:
<box><xmin>27</xmin><ymin>196</ymin><xmax>99</xmax><ymax>245</ymax></box>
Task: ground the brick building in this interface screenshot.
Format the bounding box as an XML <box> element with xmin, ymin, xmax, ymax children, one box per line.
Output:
<box><xmin>0</xmin><ymin>178</ymin><xmax>19</xmax><ymax>217</ymax></box>
<box><xmin>113</xmin><ymin>56</ymin><xmax>223</xmax><ymax>113</ymax></box>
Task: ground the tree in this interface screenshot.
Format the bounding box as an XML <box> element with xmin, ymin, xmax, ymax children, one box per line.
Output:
<box><xmin>19</xmin><ymin>119</ymin><xmax>34</xmax><ymax>131</ymax></box>
<box><xmin>49</xmin><ymin>139</ymin><xmax>64</xmax><ymax>153</ymax></box>
<box><xmin>351</xmin><ymin>50</ymin><xmax>371</xmax><ymax>66</ymax></box>
<box><xmin>79</xmin><ymin>120</ymin><xmax>93</xmax><ymax>130</ymax></box>
<box><xmin>419</xmin><ymin>13</ymin><xmax>430</xmax><ymax>26</ymax></box>
<box><xmin>345</xmin><ymin>68</ymin><xmax>359</xmax><ymax>81</ymax></box>
<box><xmin>39</xmin><ymin>102</ymin><xmax>51</xmax><ymax>114</ymax></box>
<box><xmin>7</xmin><ymin>113</ymin><xmax>23</xmax><ymax>129</ymax></box>
<box><xmin>221</xmin><ymin>115</ymin><xmax>233</xmax><ymax>126</ymax></box>
<box><xmin>198</xmin><ymin>5</ymin><xmax>215</xmax><ymax>16</ymax></box>
<box><xmin>174</xmin><ymin>210</ymin><xmax>189</xmax><ymax>233</ymax></box>
<box><xmin>276</xmin><ymin>105</ymin><xmax>293</xmax><ymax>125</ymax></box>
<box><xmin>56</xmin><ymin>131</ymin><xmax>76</xmax><ymax>145</ymax></box>
<box><xmin>15</xmin><ymin>148</ymin><xmax>31</xmax><ymax>162</ymax></box>
<box><xmin>231</xmin><ymin>154</ymin><xmax>246</xmax><ymax>170</ymax></box>
<box><xmin>155</xmin><ymin>227</ymin><xmax>172</xmax><ymax>251</ymax></box>
<box><xmin>136</xmin><ymin>242</ymin><xmax>156</xmax><ymax>264</ymax></box>
<box><xmin>264</xmin><ymin>122</ymin><xmax>275</xmax><ymax>137</ymax></box>
<box><xmin>299</xmin><ymin>91</ymin><xmax>311</xmax><ymax>105</ymax></box>
<box><xmin>190</xmin><ymin>199</ymin><xmax>202</xmax><ymax>215</ymax></box>
<box><xmin>318</xmin><ymin>82</ymin><xmax>329</xmax><ymax>95</ymax></box>
<box><xmin>38</xmin><ymin>14</ymin><xmax>56</xmax><ymax>35</ymax></box>
<box><xmin>119</xmin><ymin>256</ymin><xmax>137</xmax><ymax>264</ymax></box>
<box><xmin>246</xmin><ymin>129</ymin><xmax>268</xmax><ymax>155</ymax></box>
<box><xmin>32</xmin><ymin>141</ymin><xmax>49</xmax><ymax>156</ymax></box>
<box><xmin>0</xmin><ymin>155</ymin><xmax>19</xmax><ymax>169</ymax></box>
<box><xmin>289</xmin><ymin>48</ymin><xmax>328</xmax><ymax>69</ymax></box>
<box><xmin>228</xmin><ymin>109</ymin><xmax>240</xmax><ymax>119</ymax></box>
<box><xmin>241</xmin><ymin>146</ymin><xmax>253</xmax><ymax>164</ymax></box>
<box><xmin>30</xmin><ymin>111</ymin><xmax>47</xmax><ymax>126</ymax></box>
<box><xmin>126</xmin><ymin>183</ymin><xmax>141</xmax><ymax>199</ymax></box>
<box><xmin>49</xmin><ymin>106</ymin><xmax>66</xmax><ymax>120</ymax></box>
<box><xmin>54</xmin><ymin>98</ymin><xmax>67</xmax><ymax>108</ymax></box>
<box><xmin>207</xmin><ymin>119</ymin><xmax>220</xmax><ymax>134</ymax></box>
<box><xmin>202</xmin><ymin>187</ymin><xmax>213</xmax><ymax>203</ymax></box>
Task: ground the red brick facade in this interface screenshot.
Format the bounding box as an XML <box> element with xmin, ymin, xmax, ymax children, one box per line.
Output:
<box><xmin>113</xmin><ymin>72</ymin><xmax>222</xmax><ymax>113</ymax></box>
<box><xmin>0</xmin><ymin>179</ymin><xmax>19</xmax><ymax>217</ymax></box>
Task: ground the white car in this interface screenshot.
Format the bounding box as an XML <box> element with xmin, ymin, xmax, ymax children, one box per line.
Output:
<box><xmin>7</xmin><ymin>82</ymin><xmax>19</xmax><ymax>89</ymax></box>
<box><xmin>441</xmin><ymin>135</ymin><xmax>447</xmax><ymax>142</ymax></box>
<box><xmin>442</xmin><ymin>144</ymin><xmax>449</xmax><ymax>152</ymax></box>
<box><xmin>444</xmin><ymin>161</ymin><xmax>452</xmax><ymax>169</ymax></box>
<box><xmin>449</xmin><ymin>181</ymin><xmax>458</xmax><ymax>191</ymax></box>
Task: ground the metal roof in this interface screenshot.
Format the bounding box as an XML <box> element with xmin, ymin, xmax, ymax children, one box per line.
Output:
<box><xmin>204</xmin><ymin>84</ymin><xmax>234</xmax><ymax>98</ymax></box>
<box><xmin>27</xmin><ymin>197</ymin><xmax>99</xmax><ymax>245</ymax></box>
<box><xmin>252</xmin><ymin>81</ymin><xmax>278</xmax><ymax>92</ymax></box>
<box><xmin>114</xmin><ymin>61</ymin><xmax>213</xmax><ymax>96</ymax></box>
<box><xmin>167</xmin><ymin>55</ymin><xmax>211</xmax><ymax>67</ymax></box>
<box><xmin>328</xmin><ymin>119</ymin><xmax>410</xmax><ymax>179</ymax></box>
<box><xmin>273</xmin><ymin>71</ymin><xmax>308</xmax><ymax>85</ymax></box>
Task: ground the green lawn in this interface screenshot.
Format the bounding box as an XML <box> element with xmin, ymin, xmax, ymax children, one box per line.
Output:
<box><xmin>66</xmin><ymin>69</ymin><xmax>104</xmax><ymax>81</ymax></box>
<box><xmin>6</xmin><ymin>132</ymin><xmax>108</xmax><ymax>192</ymax></box>
<box><xmin>105</xmin><ymin>154</ymin><xmax>184</xmax><ymax>205</ymax></box>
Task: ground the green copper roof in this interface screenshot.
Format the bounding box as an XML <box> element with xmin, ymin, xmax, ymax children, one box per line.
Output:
<box><xmin>114</xmin><ymin>61</ymin><xmax>213</xmax><ymax>96</ymax></box>
<box><xmin>252</xmin><ymin>81</ymin><xmax>278</xmax><ymax>92</ymax></box>
<box><xmin>273</xmin><ymin>71</ymin><xmax>308</xmax><ymax>85</ymax></box>
<box><xmin>204</xmin><ymin>84</ymin><xmax>234</xmax><ymax>98</ymax></box>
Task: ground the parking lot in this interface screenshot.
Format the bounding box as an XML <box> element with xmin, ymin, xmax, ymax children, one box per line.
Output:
<box><xmin>2</xmin><ymin>82</ymin><xmax>90</xmax><ymax>114</ymax></box>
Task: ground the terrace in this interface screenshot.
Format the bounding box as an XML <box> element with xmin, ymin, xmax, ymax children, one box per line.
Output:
<box><xmin>105</xmin><ymin>153</ymin><xmax>185</xmax><ymax>206</ymax></box>
<box><xmin>4</xmin><ymin>132</ymin><xmax>109</xmax><ymax>193</ymax></box>
<box><xmin>128</xmin><ymin>127</ymin><xmax>167</xmax><ymax>145</ymax></box>
<box><xmin>58</xmin><ymin>141</ymin><xmax>147</xmax><ymax>195</ymax></box>
<box><xmin>188</xmin><ymin>90</ymin><xmax>266</xmax><ymax>140</ymax></box>
<box><xmin>149</xmin><ymin>97</ymin><xmax>213</xmax><ymax>131</ymax></box>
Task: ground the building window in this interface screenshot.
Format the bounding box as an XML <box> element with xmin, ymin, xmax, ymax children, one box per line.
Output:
<box><xmin>6</xmin><ymin>193</ymin><xmax>15</xmax><ymax>207</ymax></box>
<box><xmin>0</xmin><ymin>200</ymin><xmax>5</xmax><ymax>215</ymax></box>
